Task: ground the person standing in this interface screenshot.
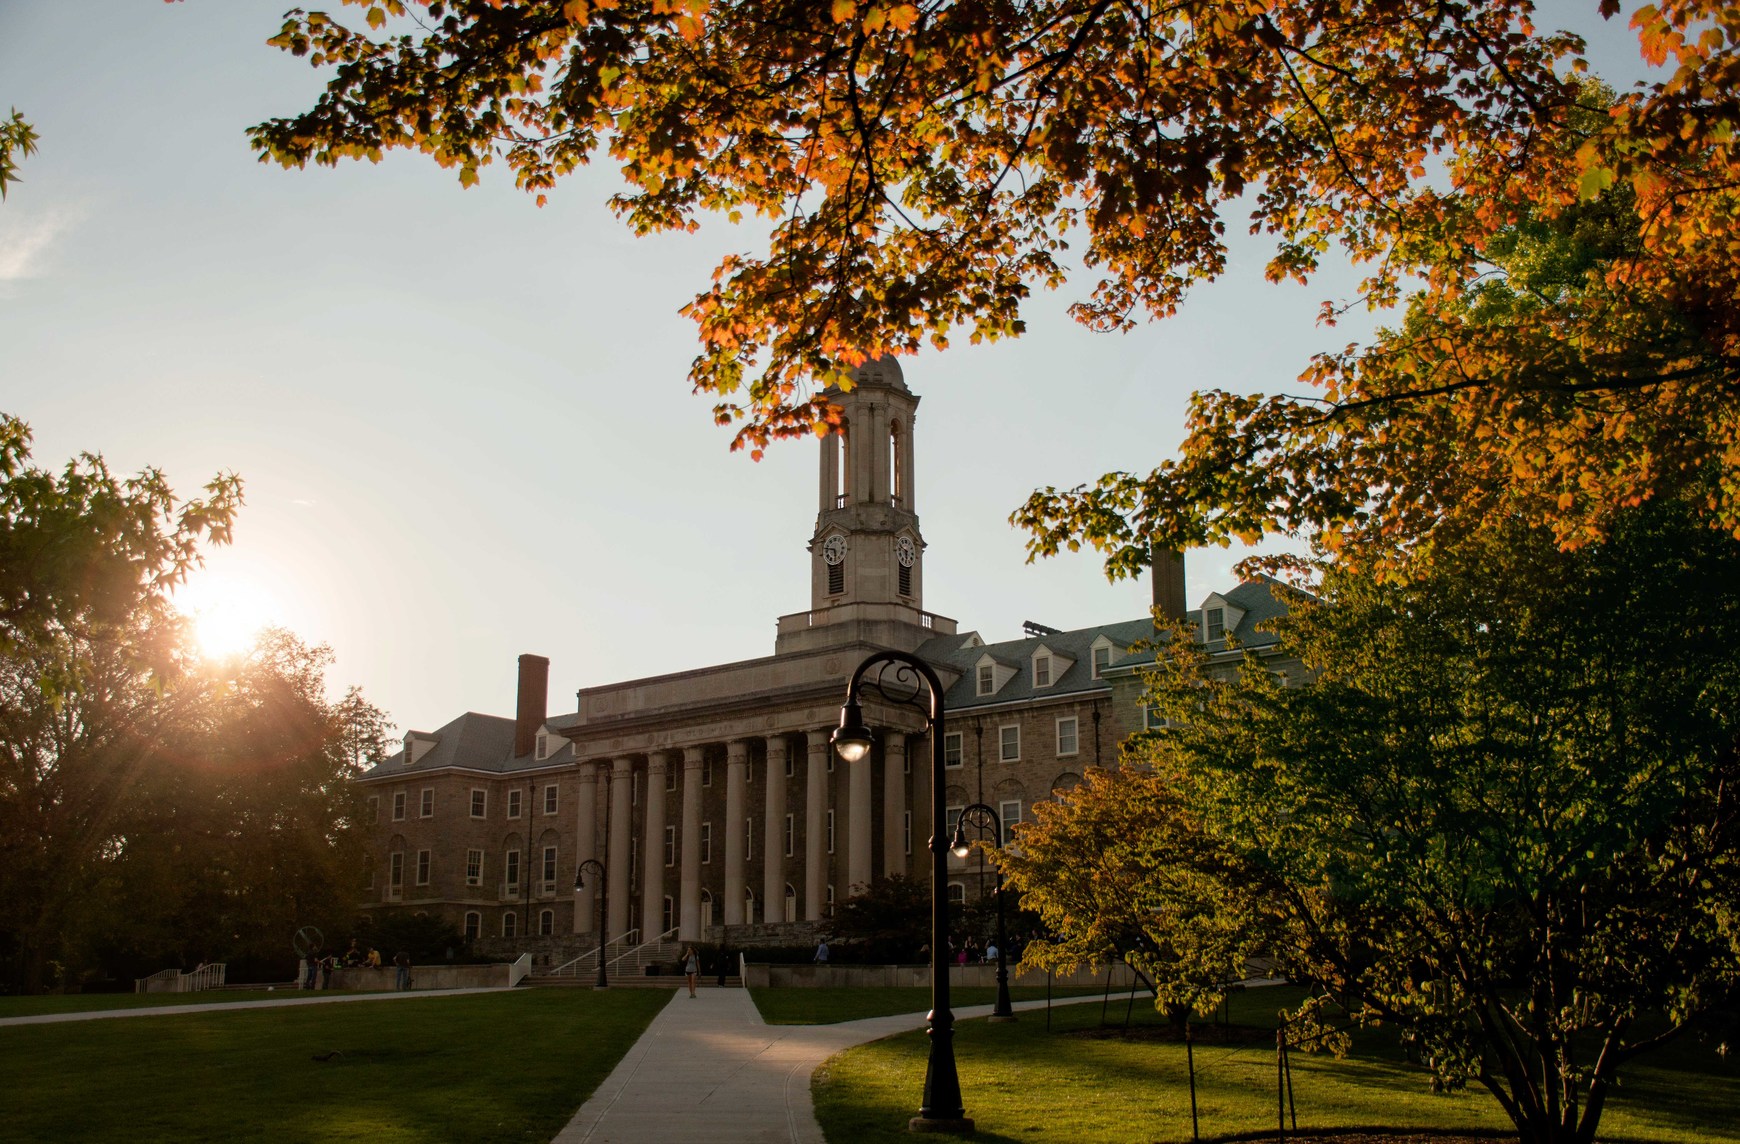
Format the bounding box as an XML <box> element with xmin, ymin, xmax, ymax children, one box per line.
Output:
<box><xmin>813</xmin><ymin>937</ymin><xmax>830</xmax><ymax>964</ymax></box>
<box><xmin>394</xmin><ymin>950</ymin><xmax>412</xmax><ymax>991</ymax></box>
<box><xmin>682</xmin><ymin>947</ymin><xmax>700</xmax><ymax>998</ymax></box>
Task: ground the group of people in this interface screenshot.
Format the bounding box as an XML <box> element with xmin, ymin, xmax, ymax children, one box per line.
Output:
<box><xmin>301</xmin><ymin>938</ymin><xmax>415</xmax><ymax>991</ymax></box>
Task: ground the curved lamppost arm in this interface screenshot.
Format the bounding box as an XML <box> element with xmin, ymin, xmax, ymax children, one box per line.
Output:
<box><xmin>574</xmin><ymin>859</ymin><xmax>608</xmax><ymax>988</ymax></box>
<box><xmin>833</xmin><ymin>650</ymin><xmax>972</xmax><ymax>1132</ymax></box>
<box><xmin>952</xmin><ymin>802</ymin><xmax>1015</xmax><ymax>1021</ymax></box>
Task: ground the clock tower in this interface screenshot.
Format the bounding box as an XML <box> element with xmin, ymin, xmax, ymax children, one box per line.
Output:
<box><xmin>775</xmin><ymin>356</ymin><xmax>943</xmax><ymax>654</ymax></box>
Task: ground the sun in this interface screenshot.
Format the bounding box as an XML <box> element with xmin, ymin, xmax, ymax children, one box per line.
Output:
<box><xmin>174</xmin><ymin>573</ymin><xmax>284</xmax><ymax>660</ymax></box>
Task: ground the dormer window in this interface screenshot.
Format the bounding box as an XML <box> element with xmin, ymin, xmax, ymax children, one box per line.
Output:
<box><xmin>977</xmin><ymin>664</ymin><xmax>995</xmax><ymax>695</ymax></box>
<box><xmin>1033</xmin><ymin>654</ymin><xmax>1051</xmax><ymax>688</ymax></box>
<box><xmin>536</xmin><ymin>733</ymin><xmax>549</xmax><ymax>760</ymax></box>
<box><xmin>1092</xmin><ymin>645</ymin><xmax>1111</xmax><ymax>678</ymax></box>
<box><xmin>1206</xmin><ymin>607</ymin><xmax>1226</xmax><ymax>641</ymax></box>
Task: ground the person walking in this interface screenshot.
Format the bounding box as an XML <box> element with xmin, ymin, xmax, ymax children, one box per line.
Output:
<box><xmin>682</xmin><ymin>946</ymin><xmax>700</xmax><ymax>998</ymax></box>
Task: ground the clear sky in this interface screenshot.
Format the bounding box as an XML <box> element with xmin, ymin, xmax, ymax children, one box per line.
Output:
<box><xmin>0</xmin><ymin>1</ymin><xmax>1657</xmax><ymax>738</ymax></box>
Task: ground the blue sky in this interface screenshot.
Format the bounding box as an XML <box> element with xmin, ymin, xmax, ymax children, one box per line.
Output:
<box><xmin>0</xmin><ymin>1</ymin><xmax>1658</xmax><ymax>737</ymax></box>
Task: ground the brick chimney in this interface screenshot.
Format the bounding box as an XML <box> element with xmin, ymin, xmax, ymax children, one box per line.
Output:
<box><xmin>1151</xmin><ymin>544</ymin><xmax>1187</xmax><ymax>623</ymax></box>
<box><xmin>514</xmin><ymin>654</ymin><xmax>550</xmax><ymax>758</ymax></box>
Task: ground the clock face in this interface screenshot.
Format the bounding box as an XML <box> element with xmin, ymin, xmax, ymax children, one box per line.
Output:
<box><xmin>822</xmin><ymin>534</ymin><xmax>848</xmax><ymax>565</ymax></box>
<box><xmin>895</xmin><ymin>536</ymin><xmax>916</xmax><ymax>568</ymax></box>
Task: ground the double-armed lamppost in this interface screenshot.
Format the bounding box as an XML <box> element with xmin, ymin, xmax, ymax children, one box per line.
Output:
<box><xmin>950</xmin><ymin>802</ymin><xmax>1014</xmax><ymax>1021</ymax></box>
<box><xmin>573</xmin><ymin>858</ymin><xmax>608</xmax><ymax>989</ymax></box>
<box><xmin>833</xmin><ymin>650</ymin><xmax>974</xmax><ymax>1134</ymax></box>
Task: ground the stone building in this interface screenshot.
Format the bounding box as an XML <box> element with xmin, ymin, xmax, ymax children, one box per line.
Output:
<box><xmin>355</xmin><ymin>360</ymin><xmax>1301</xmax><ymax>949</ymax></box>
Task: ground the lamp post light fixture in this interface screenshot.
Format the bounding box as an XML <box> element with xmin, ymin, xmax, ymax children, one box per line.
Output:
<box><xmin>573</xmin><ymin>859</ymin><xmax>608</xmax><ymax>989</ymax></box>
<box><xmin>834</xmin><ymin>651</ymin><xmax>974</xmax><ymax>1134</ymax></box>
<box><xmin>949</xmin><ymin>802</ymin><xmax>1015</xmax><ymax>1022</ymax></box>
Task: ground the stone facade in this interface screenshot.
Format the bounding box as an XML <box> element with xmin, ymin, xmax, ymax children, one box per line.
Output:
<box><xmin>355</xmin><ymin>360</ymin><xmax>1302</xmax><ymax>949</ymax></box>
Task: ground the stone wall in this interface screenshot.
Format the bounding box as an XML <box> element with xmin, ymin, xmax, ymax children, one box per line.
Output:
<box><xmin>742</xmin><ymin>961</ymin><xmax>1142</xmax><ymax>990</ymax></box>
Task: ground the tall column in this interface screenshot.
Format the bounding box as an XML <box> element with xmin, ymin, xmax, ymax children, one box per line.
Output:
<box><xmin>573</xmin><ymin>762</ymin><xmax>599</xmax><ymax>934</ymax></box>
<box><xmin>849</xmin><ymin>728</ymin><xmax>874</xmax><ymax>894</ymax></box>
<box><xmin>724</xmin><ymin>740</ymin><xmax>748</xmax><ymax>925</ymax></box>
<box><xmin>608</xmin><ymin>756</ymin><xmax>633</xmax><ymax>939</ymax></box>
<box><xmin>883</xmin><ymin>733</ymin><xmax>907</xmax><ymax>877</ymax></box>
<box><xmin>762</xmin><ymin>735</ymin><xmax>788</xmax><ymax>924</ymax></box>
<box><xmin>642</xmin><ymin>752</ymin><xmax>669</xmax><ymax>940</ymax></box>
<box><xmin>805</xmin><ymin>730</ymin><xmax>830</xmax><ymax>921</ymax></box>
<box><xmin>679</xmin><ymin>745</ymin><xmax>704</xmax><ymax>941</ymax></box>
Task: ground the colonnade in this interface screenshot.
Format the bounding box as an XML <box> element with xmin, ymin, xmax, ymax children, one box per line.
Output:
<box><xmin>570</xmin><ymin>728</ymin><xmax>921</xmax><ymax>943</ymax></box>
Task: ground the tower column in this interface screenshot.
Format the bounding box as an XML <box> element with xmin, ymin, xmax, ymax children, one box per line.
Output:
<box><xmin>607</xmin><ymin>756</ymin><xmax>633</xmax><ymax>939</ymax></box>
<box><xmin>883</xmin><ymin>732</ymin><xmax>907</xmax><ymax>877</ymax></box>
<box><xmin>805</xmin><ymin>729</ymin><xmax>830</xmax><ymax>921</ymax></box>
<box><xmin>641</xmin><ymin>752</ymin><xmax>669</xmax><ymax>939</ymax></box>
<box><xmin>573</xmin><ymin>761</ymin><xmax>599</xmax><ymax>934</ymax></box>
<box><xmin>724</xmin><ymin>739</ymin><xmax>749</xmax><ymax>925</ymax></box>
<box><xmin>763</xmin><ymin>735</ymin><xmax>788</xmax><ymax>925</ymax></box>
<box><xmin>679</xmin><ymin>745</ymin><xmax>704</xmax><ymax>941</ymax></box>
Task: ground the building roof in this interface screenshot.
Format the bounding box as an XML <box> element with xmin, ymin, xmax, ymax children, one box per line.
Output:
<box><xmin>359</xmin><ymin>711</ymin><xmax>576</xmax><ymax>781</ymax></box>
<box><xmin>917</xmin><ymin>577</ymin><xmax>1299</xmax><ymax>710</ymax></box>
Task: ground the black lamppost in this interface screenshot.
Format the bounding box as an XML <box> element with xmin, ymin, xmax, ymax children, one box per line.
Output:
<box><xmin>834</xmin><ymin>651</ymin><xmax>974</xmax><ymax>1134</ymax></box>
<box><xmin>950</xmin><ymin>802</ymin><xmax>1014</xmax><ymax>1021</ymax></box>
<box><xmin>573</xmin><ymin>859</ymin><xmax>608</xmax><ymax>989</ymax></box>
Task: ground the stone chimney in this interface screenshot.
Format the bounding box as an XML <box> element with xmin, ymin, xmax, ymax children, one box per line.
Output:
<box><xmin>514</xmin><ymin>654</ymin><xmax>550</xmax><ymax>758</ymax></box>
<box><xmin>1151</xmin><ymin>544</ymin><xmax>1187</xmax><ymax>623</ymax></box>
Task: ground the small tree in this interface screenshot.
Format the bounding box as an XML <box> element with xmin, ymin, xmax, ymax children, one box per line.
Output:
<box><xmin>830</xmin><ymin>874</ymin><xmax>929</xmax><ymax>963</ymax></box>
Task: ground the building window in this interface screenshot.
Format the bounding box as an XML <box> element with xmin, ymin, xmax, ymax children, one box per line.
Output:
<box><xmin>701</xmin><ymin>822</ymin><xmax>712</xmax><ymax>864</ymax></box>
<box><xmin>542</xmin><ymin>846</ymin><xmax>558</xmax><ymax>887</ymax></box>
<box><xmin>1206</xmin><ymin>606</ymin><xmax>1226</xmax><ymax>641</ymax></box>
<box><xmin>999</xmin><ymin>724</ymin><xmax>1020</xmax><ymax>762</ymax></box>
<box><xmin>665</xmin><ymin>825</ymin><xmax>677</xmax><ymax>867</ymax></box>
<box><xmin>784</xmin><ymin>752</ymin><xmax>796</xmax><ymax>778</ymax></box>
<box><xmin>470</xmin><ymin>789</ymin><xmax>487</xmax><ymax>818</ymax></box>
<box><xmin>1056</xmin><ymin>716</ymin><xmax>1079</xmax><ymax>757</ymax></box>
<box><xmin>703</xmin><ymin>757</ymin><xmax>713</xmax><ymax>787</ymax></box>
<box><xmin>666</xmin><ymin>765</ymin><xmax>678</xmax><ymax>792</ymax></box>
<box><xmin>389</xmin><ymin>851</ymin><xmax>404</xmax><ymax>888</ymax></box>
<box><xmin>826</xmin><ymin>809</ymin><xmax>835</xmax><ymax>854</ymax></box>
<box><xmin>745</xmin><ymin>818</ymin><xmax>754</xmax><ymax>862</ymax></box>
<box><xmin>464</xmin><ymin>912</ymin><xmax>481</xmax><ymax>942</ymax></box>
<box><xmin>999</xmin><ymin>801</ymin><xmax>1022</xmax><ymax>846</ymax></box>
<box><xmin>392</xmin><ymin>792</ymin><xmax>406</xmax><ymax>821</ymax></box>
<box><xmin>825</xmin><ymin>885</ymin><xmax>835</xmax><ymax>916</ymax></box>
<box><xmin>1092</xmin><ymin>645</ymin><xmax>1111</xmax><ymax>679</ymax></box>
<box><xmin>976</xmin><ymin>664</ymin><xmax>994</xmax><ymax>696</ymax></box>
<box><xmin>663</xmin><ymin>896</ymin><xmax>675</xmax><ymax>934</ymax></box>
<box><xmin>903</xmin><ymin>811</ymin><xmax>912</xmax><ymax>855</ymax></box>
<box><xmin>898</xmin><ymin>563</ymin><xmax>912</xmax><ymax>597</ymax></box>
<box><xmin>544</xmin><ymin>784</ymin><xmax>558</xmax><ymax>815</ymax></box>
<box><xmin>536</xmin><ymin>733</ymin><xmax>549</xmax><ymax>760</ymax></box>
<box><xmin>367</xmin><ymin>795</ymin><xmax>379</xmax><ymax>823</ymax></box>
<box><xmin>946</xmin><ymin>882</ymin><xmax>965</xmax><ymax>905</ymax></box>
<box><xmin>539</xmin><ymin>909</ymin><xmax>555</xmax><ymax>936</ymax></box>
<box><xmin>415</xmin><ymin>849</ymin><xmax>431</xmax><ymax>886</ymax></box>
<box><xmin>507</xmin><ymin>789</ymin><xmax>522</xmax><ymax>819</ymax></box>
<box><xmin>505</xmin><ymin>850</ymin><xmax>521</xmax><ymax>890</ymax></box>
<box><xmin>1145</xmin><ymin>705</ymin><xmax>1167</xmax><ymax>731</ymax></box>
<box><xmin>1033</xmin><ymin>654</ymin><xmax>1051</xmax><ymax>687</ymax></box>
<box><xmin>784</xmin><ymin>813</ymin><xmax>795</xmax><ymax>857</ymax></box>
<box><xmin>785</xmin><ymin>884</ymin><xmax>797</xmax><ymax>917</ymax></box>
<box><xmin>827</xmin><ymin>561</ymin><xmax>844</xmax><ymax>595</ymax></box>
<box><xmin>943</xmin><ymin>732</ymin><xmax>963</xmax><ymax>768</ymax></box>
<box><xmin>502</xmin><ymin>912</ymin><xmax>517</xmax><ymax>938</ymax></box>
<box><xmin>420</xmin><ymin>788</ymin><xmax>434</xmax><ymax>818</ymax></box>
<box><xmin>466</xmin><ymin>849</ymin><xmax>483</xmax><ymax>886</ymax></box>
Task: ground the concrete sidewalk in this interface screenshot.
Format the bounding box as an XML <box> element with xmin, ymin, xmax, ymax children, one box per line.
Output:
<box><xmin>554</xmin><ymin>989</ymin><xmax>1071</xmax><ymax>1144</ymax></box>
<box><xmin>0</xmin><ymin>987</ymin><xmax>503</xmax><ymax>1027</ymax></box>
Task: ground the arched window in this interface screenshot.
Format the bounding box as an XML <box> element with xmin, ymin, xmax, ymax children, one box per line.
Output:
<box><xmin>539</xmin><ymin>909</ymin><xmax>555</xmax><ymax>937</ymax></box>
<box><xmin>701</xmin><ymin>889</ymin><xmax>714</xmax><ymax>929</ymax></box>
<box><xmin>889</xmin><ymin>419</ymin><xmax>903</xmax><ymax>506</ymax></box>
<box><xmin>946</xmin><ymin>882</ymin><xmax>966</xmax><ymax>905</ymax></box>
<box><xmin>836</xmin><ymin>418</ymin><xmax>851</xmax><ymax>505</ymax></box>
<box><xmin>744</xmin><ymin>887</ymin><xmax>757</xmax><ymax>925</ymax></box>
<box><xmin>663</xmin><ymin>895</ymin><xmax>675</xmax><ymax>935</ymax></box>
<box><xmin>784</xmin><ymin>883</ymin><xmax>797</xmax><ymax>919</ymax></box>
<box><xmin>464</xmin><ymin>911</ymin><xmax>481</xmax><ymax>942</ymax></box>
<box><xmin>502</xmin><ymin>911</ymin><xmax>518</xmax><ymax>939</ymax></box>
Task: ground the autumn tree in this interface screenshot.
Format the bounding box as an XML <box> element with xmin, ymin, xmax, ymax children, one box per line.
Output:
<box><xmin>229</xmin><ymin>1</ymin><xmax>1740</xmax><ymax>550</ymax></box>
<box><xmin>1084</xmin><ymin>502</ymin><xmax>1740</xmax><ymax>1144</ymax></box>
<box><xmin>0</xmin><ymin>109</ymin><xmax>36</xmax><ymax>200</ymax></box>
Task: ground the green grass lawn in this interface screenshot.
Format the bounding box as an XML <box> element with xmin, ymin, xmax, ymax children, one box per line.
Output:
<box><xmin>748</xmin><ymin>984</ymin><xmax>1106</xmax><ymax>1025</ymax></box>
<box><xmin>0</xmin><ymin>989</ymin><xmax>671</xmax><ymax>1143</ymax></box>
<box><xmin>813</xmin><ymin>986</ymin><xmax>1740</xmax><ymax>1144</ymax></box>
<box><xmin>0</xmin><ymin>988</ymin><xmax>345</xmax><ymax>1018</ymax></box>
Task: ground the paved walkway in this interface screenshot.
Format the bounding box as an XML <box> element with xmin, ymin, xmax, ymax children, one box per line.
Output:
<box><xmin>0</xmin><ymin>987</ymin><xmax>502</xmax><ymax>1027</ymax></box>
<box><xmin>554</xmin><ymin>989</ymin><xmax>1070</xmax><ymax>1144</ymax></box>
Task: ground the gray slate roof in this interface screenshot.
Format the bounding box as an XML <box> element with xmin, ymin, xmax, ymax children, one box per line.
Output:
<box><xmin>917</xmin><ymin>577</ymin><xmax>1299</xmax><ymax>711</ymax></box>
<box><xmin>359</xmin><ymin>710</ymin><xmax>577</xmax><ymax>781</ymax></box>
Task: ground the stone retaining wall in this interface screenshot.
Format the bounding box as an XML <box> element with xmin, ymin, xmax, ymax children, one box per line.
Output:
<box><xmin>742</xmin><ymin>961</ymin><xmax>1142</xmax><ymax>990</ymax></box>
